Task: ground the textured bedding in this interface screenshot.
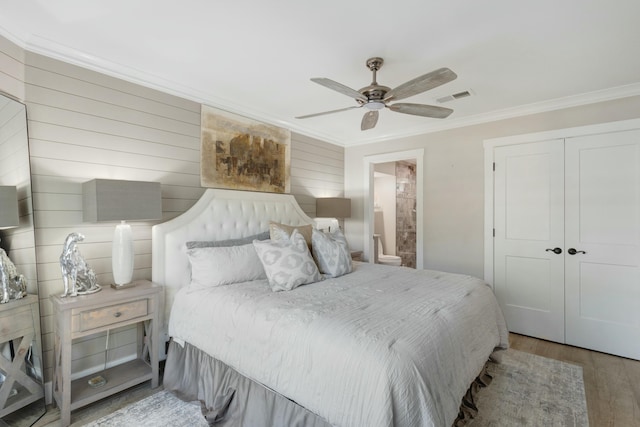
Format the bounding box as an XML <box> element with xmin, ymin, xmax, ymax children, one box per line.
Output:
<box><xmin>169</xmin><ymin>262</ymin><xmax>509</xmax><ymax>427</ymax></box>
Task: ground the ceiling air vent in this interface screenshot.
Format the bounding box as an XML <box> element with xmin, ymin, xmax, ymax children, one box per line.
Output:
<box><xmin>437</xmin><ymin>90</ymin><xmax>472</xmax><ymax>103</ymax></box>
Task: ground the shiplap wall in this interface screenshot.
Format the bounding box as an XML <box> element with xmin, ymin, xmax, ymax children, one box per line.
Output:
<box><xmin>0</xmin><ymin>36</ymin><xmax>345</xmax><ymax>388</ymax></box>
<box><xmin>290</xmin><ymin>132</ymin><xmax>344</xmax><ymax>214</ymax></box>
<box><xmin>0</xmin><ymin>35</ymin><xmax>24</xmax><ymax>100</ymax></box>
<box><xmin>24</xmin><ymin>51</ymin><xmax>202</xmax><ymax>384</ymax></box>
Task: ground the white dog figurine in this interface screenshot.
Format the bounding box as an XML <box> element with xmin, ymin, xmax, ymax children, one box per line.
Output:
<box><xmin>0</xmin><ymin>244</ymin><xmax>27</xmax><ymax>303</ymax></box>
<box><xmin>59</xmin><ymin>232</ymin><xmax>100</xmax><ymax>297</ymax></box>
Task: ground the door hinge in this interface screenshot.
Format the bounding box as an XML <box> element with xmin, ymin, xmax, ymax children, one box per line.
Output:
<box><xmin>493</xmin><ymin>228</ymin><xmax>495</xmax><ymax>237</ymax></box>
<box><xmin>493</xmin><ymin>162</ymin><xmax>495</xmax><ymax>171</ymax></box>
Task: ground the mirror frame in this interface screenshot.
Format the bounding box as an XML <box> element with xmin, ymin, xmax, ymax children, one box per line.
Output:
<box><xmin>0</xmin><ymin>90</ymin><xmax>46</xmax><ymax>425</ymax></box>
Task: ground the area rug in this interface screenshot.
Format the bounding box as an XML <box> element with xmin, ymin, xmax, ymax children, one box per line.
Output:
<box><xmin>84</xmin><ymin>349</ymin><xmax>588</xmax><ymax>426</ymax></box>
<box><xmin>83</xmin><ymin>390</ymin><xmax>208</xmax><ymax>427</ymax></box>
<box><xmin>471</xmin><ymin>349</ymin><xmax>589</xmax><ymax>426</ymax></box>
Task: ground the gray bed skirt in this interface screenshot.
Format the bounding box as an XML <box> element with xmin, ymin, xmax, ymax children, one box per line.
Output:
<box><xmin>164</xmin><ymin>339</ymin><xmax>496</xmax><ymax>427</ymax></box>
<box><xmin>163</xmin><ymin>340</ymin><xmax>332</xmax><ymax>427</ymax></box>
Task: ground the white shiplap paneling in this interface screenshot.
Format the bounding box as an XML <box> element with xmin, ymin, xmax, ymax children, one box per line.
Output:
<box><xmin>25</xmin><ymin>51</ymin><xmax>203</xmax><ymax>383</ymax></box>
<box><xmin>0</xmin><ymin>34</ymin><xmax>25</xmax><ymax>100</ymax></box>
<box><xmin>291</xmin><ymin>132</ymin><xmax>344</xmax><ymax>214</ymax></box>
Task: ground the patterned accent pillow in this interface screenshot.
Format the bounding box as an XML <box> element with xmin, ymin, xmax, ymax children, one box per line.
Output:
<box><xmin>253</xmin><ymin>229</ymin><xmax>322</xmax><ymax>292</ymax></box>
<box><xmin>269</xmin><ymin>221</ymin><xmax>313</xmax><ymax>248</ymax></box>
<box><xmin>311</xmin><ymin>228</ymin><xmax>353</xmax><ymax>278</ymax></box>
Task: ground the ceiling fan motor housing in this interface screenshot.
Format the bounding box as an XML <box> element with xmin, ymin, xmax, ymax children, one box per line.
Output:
<box><xmin>359</xmin><ymin>85</ymin><xmax>391</xmax><ymax>108</ymax></box>
<box><xmin>360</xmin><ymin>57</ymin><xmax>389</xmax><ymax>108</ymax></box>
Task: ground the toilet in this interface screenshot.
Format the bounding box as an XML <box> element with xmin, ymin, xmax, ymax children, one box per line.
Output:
<box><xmin>376</xmin><ymin>236</ymin><xmax>402</xmax><ymax>266</ymax></box>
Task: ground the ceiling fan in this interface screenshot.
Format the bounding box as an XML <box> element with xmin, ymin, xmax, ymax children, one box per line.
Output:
<box><xmin>296</xmin><ymin>57</ymin><xmax>457</xmax><ymax>131</ymax></box>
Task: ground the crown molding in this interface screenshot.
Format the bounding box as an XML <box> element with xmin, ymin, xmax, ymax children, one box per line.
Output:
<box><xmin>3</xmin><ymin>27</ymin><xmax>639</xmax><ymax>148</ymax></box>
<box><xmin>18</xmin><ymin>32</ymin><xmax>346</xmax><ymax>146</ymax></box>
<box><xmin>344</xmin><ymin>82</ymin><xmax>640</xmax><ymax>147</ymax></box>
<box><xmin>0</xmin><ymin>22</ymin><xmax>27</xmax><ymax>48</ymax></box>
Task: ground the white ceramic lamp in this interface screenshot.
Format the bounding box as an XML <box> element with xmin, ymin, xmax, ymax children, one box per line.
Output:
<box><xmin>112</xmin><ymin>221</ymin><xmax>134</xmax><ymax>285</ymax></box>
<box><xmin>83</xmin><ymin>179</ymin><xmax>162</xmax><ymax>288</ymax></box>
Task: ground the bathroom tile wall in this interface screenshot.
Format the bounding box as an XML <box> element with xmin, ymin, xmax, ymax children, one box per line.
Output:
<box><xmin>396</xmin><ymin>161</ymin><xmax>416</xmax><ymax>268</ymax></box>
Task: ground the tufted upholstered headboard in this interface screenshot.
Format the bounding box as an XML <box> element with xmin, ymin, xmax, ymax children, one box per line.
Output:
<box><xmin>152</xmin><ymin>188</ymin><xmax>314</xmax><ymax>343</ymax></box>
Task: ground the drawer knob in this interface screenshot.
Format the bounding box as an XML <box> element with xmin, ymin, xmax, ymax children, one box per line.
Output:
<box><xmin>114</xmin><ymin>312</ymin><xmax>122</xmax><ymax>318</ymax></box>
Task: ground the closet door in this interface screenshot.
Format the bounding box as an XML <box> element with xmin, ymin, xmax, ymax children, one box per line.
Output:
<box><xmin>565</xmin><ymin>130</ymin><xmax>640</xmax><ymax>360</ymax></box>
<box><xmin>494</xmin><ymin>140</ymin><xmax>565</xmax><ymax>342</ymax></box>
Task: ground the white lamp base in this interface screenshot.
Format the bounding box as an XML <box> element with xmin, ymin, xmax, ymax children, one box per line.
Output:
<box><xmin>112</xmin><ymin>221</ymin><xmax>134</xmax><ymax>286</ymax></box>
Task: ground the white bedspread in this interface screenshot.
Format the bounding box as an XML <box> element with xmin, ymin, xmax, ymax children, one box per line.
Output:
<box><xmin>169</xmin><ymin>262</ymin><xmax>509</xmax><ymax>427</ymax></box>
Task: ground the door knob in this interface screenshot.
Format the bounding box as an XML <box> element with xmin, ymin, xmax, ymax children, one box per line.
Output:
<box><xmin>545</xmin><ymin>247</ymin><xmax>562</xmax><ymax>254</ymax></box>
<box><xmin>568</xmin><ymin>248</ymin><xmax>586</xmax><ymax>255</ymax></box>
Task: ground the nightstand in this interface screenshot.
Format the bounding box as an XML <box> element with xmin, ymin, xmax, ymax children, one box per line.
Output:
<box><xmin>0</xmin><ymin>295</ymin><xmax>44</xmax><ymax>417</ymax></box>
<box><xmin>350</xmin><ymin>251</ymin><xmax>363</xmax><ymax>261</ymax></box>
<box><xmin>51</xmin><ymin>280</ymin><xmax>160</xmax><ymax>426</ymax></box>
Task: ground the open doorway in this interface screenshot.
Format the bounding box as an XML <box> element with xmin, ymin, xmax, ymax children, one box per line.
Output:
<box><xmin>374</xmin><ymin>160</ymin><xmax>418</xmax><ymax>268</ymax></box>
<box><xmin>363</xmin><ymin>149</ymin><xmax>424</xmax><ymax>269</ymax></box>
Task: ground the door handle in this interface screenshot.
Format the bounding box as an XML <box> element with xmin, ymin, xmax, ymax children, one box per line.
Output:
<box><xmin>567</xmin><ymin>248</ymin><xmax>586</xmax><ymax>255</ymax></box>
<box><xmin>545</xmin><ymin>247</ymin><xmax>562</xmax><ymax>254</ymax></box>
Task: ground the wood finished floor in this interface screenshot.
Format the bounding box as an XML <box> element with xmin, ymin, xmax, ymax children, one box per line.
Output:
<box><xmin>14</xmin><ymin>333</ymin><xmax>640</xmax><ymax>426</ymax></box>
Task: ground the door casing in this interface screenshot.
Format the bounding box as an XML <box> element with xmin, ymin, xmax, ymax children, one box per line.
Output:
<box><xmin>363</xmin><ymin>149</ymin><xmax>424</xmax><ymax>268</ymax></box>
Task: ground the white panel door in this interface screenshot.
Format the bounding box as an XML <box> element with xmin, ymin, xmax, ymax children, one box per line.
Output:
<box><xmin>565</xmin><ymin>130</ymin><xmax>640</xmax><ymax>359</ymax></box>
<box><xmin>494</xmin><ymin>140</ymin><xmax>565</xmax><ymax>342</ymax></box>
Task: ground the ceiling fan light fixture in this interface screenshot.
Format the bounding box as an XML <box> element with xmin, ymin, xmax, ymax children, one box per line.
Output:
<box><xmin>364</xmin><ymin>101</ymin><xmax>385</xmax><ymax>111</ymax></box>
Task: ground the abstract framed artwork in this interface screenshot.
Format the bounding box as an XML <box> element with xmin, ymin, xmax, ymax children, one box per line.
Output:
<box><xmin>201</xmin><ymin>105</ymin><xmax>291</xmax><ymax>193</ymax></box>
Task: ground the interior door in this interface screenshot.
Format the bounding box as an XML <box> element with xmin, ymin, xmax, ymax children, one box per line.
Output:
<box><xmin>565</xmin><ymin>130</ymin><xmax>640</xmax><ymax>360</ymax></box>
<box><xmin>493</xmin><ymin>140</ymin><xmax>565</xmax><ymax>342</ymax></box>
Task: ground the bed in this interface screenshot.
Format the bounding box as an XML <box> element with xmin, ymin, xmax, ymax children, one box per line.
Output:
<box><xmin>152</xmin><ymin>189</ymin><xmax>509</xmax><ymax>427</ymax></box>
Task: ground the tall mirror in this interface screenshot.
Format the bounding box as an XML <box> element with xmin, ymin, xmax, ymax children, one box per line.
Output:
<box><xmin>0</xmin><ymin>92</ymin><xmax>46</xmax><ymax>425</ymax></box>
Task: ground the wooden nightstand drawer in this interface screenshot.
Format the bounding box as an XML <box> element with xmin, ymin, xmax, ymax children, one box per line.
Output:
<box><xmin>0</xmin><ymin>309</ymin><xmax>32</xmax><ymax>337</ymax></box>
<box><xmin>74</xmin><ymin>299</ymin><xmax>148</xmax><ymax>332</ymax></box>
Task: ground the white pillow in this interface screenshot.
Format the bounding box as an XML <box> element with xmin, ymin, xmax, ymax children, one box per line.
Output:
<box><xmin>311</xmin><ymin>228</ymin><xmax>353</xmax><ymax>278</ymax></box>
<box><xmin>253</xmin><ymin>229</ymin><xmax>322</xmax><ymax>292</ymax></box>
<box><xmin>187</xmin><ymin>243</ymin><xmax>266</xmax><ymax>289</ymax></box>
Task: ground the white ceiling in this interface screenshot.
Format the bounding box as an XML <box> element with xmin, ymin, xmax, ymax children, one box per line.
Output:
<box><xmin>1</xmin><ymin>0</ymin><xmax>639</xmax><ymax>146</ymax></box>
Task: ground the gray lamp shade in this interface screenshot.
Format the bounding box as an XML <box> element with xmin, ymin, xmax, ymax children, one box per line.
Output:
<box><xmin>0</xmin><ymin>186</ymin><xmax>19</xmax><ymax>228</ymax></box>
<box><xmin>83</xmin><ymin>179</ymin><xmax>162</xmax><ymax>222</ymax></box>
<box><xmin>316</xmin><ymin>197</ymin><xmax>351</xmax><ymax>218</ymax></box>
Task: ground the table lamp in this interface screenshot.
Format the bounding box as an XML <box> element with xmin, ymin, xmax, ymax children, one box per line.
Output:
<box><xmin>83</xmin><ymin>179</ymin><xmax>161</xmax><ymax>289</ymax></box>
<box><xmin>315</xmin><ymin>197</ymin><xmax>351</xmax><ymax>232</ymax></box>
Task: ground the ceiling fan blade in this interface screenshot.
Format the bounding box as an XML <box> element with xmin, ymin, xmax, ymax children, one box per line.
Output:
<box><xmin>384</xmin><ymin>68</ymin><xmax>457</xmax><ymax>102</ymax></box>
<box><xmin>295</xmin><ymin>105</ymin><xmax>361</xmax><ymax>119</ymax></box>
<box><xmin>361</xmin><ymin>110</ymin><xmax>379</xmax><ymax>131</ymax></box>
<box><xmin>311</xmin><ymin>77</ymin><xmax>368</xmax><ymax>102</ymax></box>
<box><xmin>388</xmin><ymin>103</ymin><xmax>453</xmax><ymax>119</ymax></box>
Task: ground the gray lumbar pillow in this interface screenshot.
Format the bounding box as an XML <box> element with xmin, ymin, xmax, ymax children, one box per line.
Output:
<box><xmin>186</xmin><ymin>231</ymin><xmax>270</xmax><ymax>249</ymax></box>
